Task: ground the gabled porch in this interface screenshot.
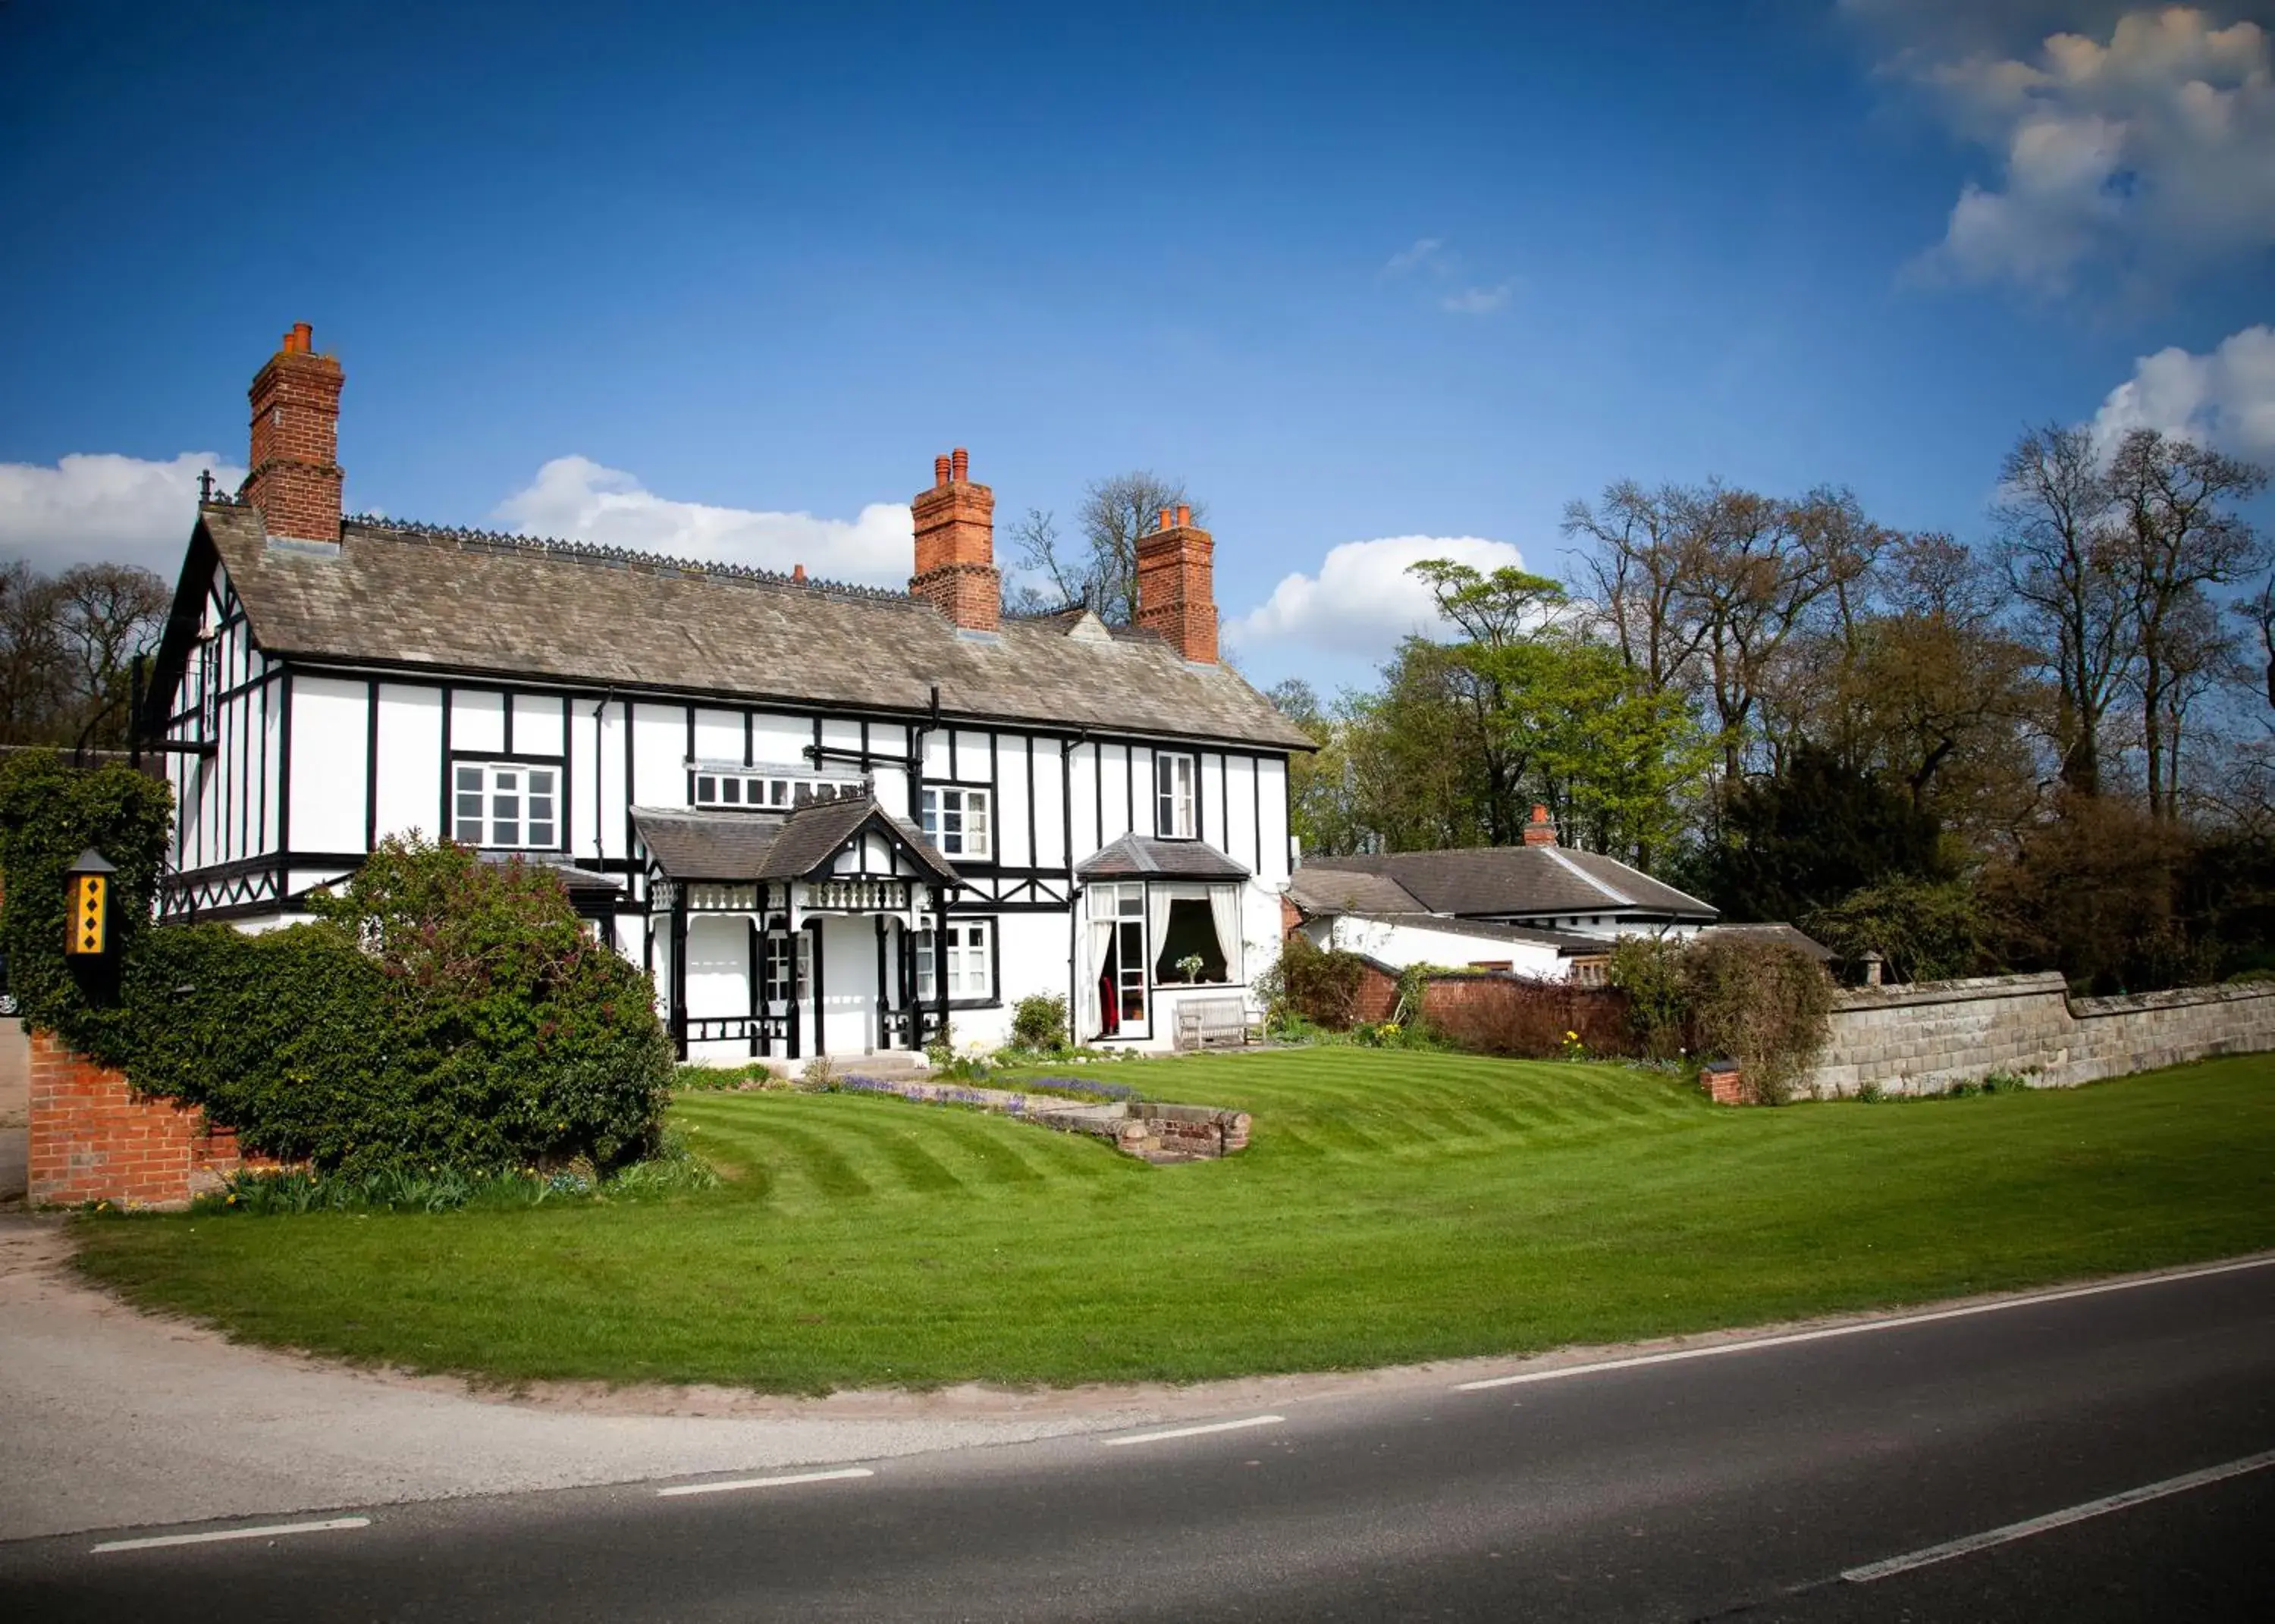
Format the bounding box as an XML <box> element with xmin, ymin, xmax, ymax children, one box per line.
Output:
<box><xmin>635</xmin><ymin>792</ymin><xmax>963</xmax><ymax>1064</ymax></box>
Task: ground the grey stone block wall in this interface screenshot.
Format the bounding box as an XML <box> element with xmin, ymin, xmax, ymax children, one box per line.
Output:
<box><xmin>1796</xmin><ymin>973</ymin><xmax>2275</xmax><ymax>1098</ymax></box>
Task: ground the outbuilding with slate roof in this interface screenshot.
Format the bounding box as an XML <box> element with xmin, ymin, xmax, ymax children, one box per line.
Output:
<box><xmin>141</xmin><ymin>324</ymin><xmax>1312</xmax><ymax>1061</ymax></box>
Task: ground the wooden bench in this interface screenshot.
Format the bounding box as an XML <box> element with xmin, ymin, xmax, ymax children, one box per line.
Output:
<box><xmin>1174</xmin><ymin>997</ymin><xmax>1254</xmax><ymax>1051</ymax></box>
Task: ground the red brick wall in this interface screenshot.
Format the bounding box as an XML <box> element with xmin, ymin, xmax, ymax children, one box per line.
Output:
<box><xmin>1351</xmin><ymin>960</ymin><xmax>1400</xmax><ymax>1024</ymax></box>
<box><xmin>27</xmin><ymin>1030</ymin><xmax>283</xmax><ymax>1209</ymax></box>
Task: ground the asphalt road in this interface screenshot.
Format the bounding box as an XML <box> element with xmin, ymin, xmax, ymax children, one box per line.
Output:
<box><xmin>3</xmin><ymin>1259</ymin><xmax>2270</xmax><ymax>1622</ymax></box>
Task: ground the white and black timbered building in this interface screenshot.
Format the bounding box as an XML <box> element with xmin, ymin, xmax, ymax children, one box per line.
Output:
<box><xmin>143</xmin><ymin>324</ymin><xmax>1313</xmax><ymax>1061</ymax></box>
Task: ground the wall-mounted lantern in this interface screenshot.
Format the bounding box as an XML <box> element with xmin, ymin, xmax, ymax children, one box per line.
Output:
<box><xmin>64</xmin><ymin>849</ymin><xmax>116</xmax><ymax>958</ymax></box>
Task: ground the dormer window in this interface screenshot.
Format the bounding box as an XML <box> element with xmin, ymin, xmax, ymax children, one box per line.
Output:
<box><xmin>1156</xmin><ymin>752</ymin><xmax>1197</xmax><ymax>839</ymax></box>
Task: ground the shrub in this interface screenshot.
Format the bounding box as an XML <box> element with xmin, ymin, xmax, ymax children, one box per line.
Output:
<box><xmin>1607</xmin><ymin>936</ymin><xmax>1687</xmax><ymax>1058</ymax></box>
<box><xmin>0</xmin><ymin>780</ymin><xmax>676</xmax><ymax>1176</ymax></box>
<box><xmin>1257</xmin><ymin>933</ymin><xmax>1369</xmax><ymax>1029</ymax></box>
<box><xmin>1011</xmin><ymin>992</ymin><xmax>1069</xmax><ymax>1052</ymax></box>
<box><xmin>0</xmin><ymin>749</ymin><xmax>172</xmax><ymax>1058</ymax></box>
<box><xmin>1680</xmin><ymin>933</ymin><xmax>1834</xmax><ymax>1105</ymax></box>
<box><xmin>1803</xmin><ymin>875</ymin><xmax>1990</xmax><ymax>984</ymax></box>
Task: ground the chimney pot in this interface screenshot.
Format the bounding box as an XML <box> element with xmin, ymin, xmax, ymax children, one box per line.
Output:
<box><xmin>288</xmin><ymin>321</ymin><xmax>313</xmax><ymax>354</ymax></box>
<box><xmin>1159</xmin><ymin>507</ymin><xmax>1174</xmax><ymax>533</ymax></box>
<box><xmin>1175</xmin><ymin>503</ymin><xmax>1191</xmax><ymax>528</ymax></box>
<box><xmin>910</xmin><ymin>445</ymin><xmax>998</xmax><ymax>632</ymax></box>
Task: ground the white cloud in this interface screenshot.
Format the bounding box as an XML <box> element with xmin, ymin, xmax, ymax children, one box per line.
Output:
<box><xmin>0</xmin><ymin>451</ymin><xmax>242</xmax><ymax>579</ymax></box>
<box><xmin>1439</xmin><ymin>281</ymin><xmax>1515</xmax><ymax>315</ymax></box>
<box><xmin>1887</xmin><ymin>6</ymin><xmax>2275</xmax><ymax>293</ymax></box>
<box><xmin>2091</xmin><ymin>322</ymin><xmax>2275</xmax><ymax>460</ymax></box>
<box><xmin>1384</xmin><ymin>237</ymin><xmax>1446</xmax><ymax>275</ymax></box>
<box><xmin>1225</xmin><ymin>534</ymin><xmax>1530</xmax><ymax>660</ymax></box>
<box><xmin>494</xmin><ymin>456</ymin><xmax>915</xmax><ymax>587</ymax></box>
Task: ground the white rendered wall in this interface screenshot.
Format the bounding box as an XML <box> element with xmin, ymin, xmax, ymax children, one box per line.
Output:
<box><xmin>373</xmin><ymin>684</ymin><xmax>444</xmax><ymax>843</ymax></box>
<box><xmin>287</xmin><ymin>676</ymin><xmax>369</xmax><ymax>854</ymax></box>
<box><xmin>1320</xmin><ymin>915</ymin><xmax>1568</xmax><ymax>980</ymax></box>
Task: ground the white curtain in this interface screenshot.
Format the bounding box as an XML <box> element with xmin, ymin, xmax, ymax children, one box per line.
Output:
<box><xmin>1147</xmin><ymin>885</ymin><xmax>1177</xmax><ymax>983</ymax></box>
<box><xmin>1208</xmin><ymin>884</ymin><xmax>1244</xmax><ymax>984</ymax></box>
<box><xmin>1080</xmin><ymin>914</ymin><xmax>1114</xmax><ymax>1037</ymax></box>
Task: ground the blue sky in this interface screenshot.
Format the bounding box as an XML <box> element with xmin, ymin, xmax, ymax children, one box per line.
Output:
<box><xmin>2</xmin><ymin>0</ymin><xmax>2270</xmax><ymax>691</ymax></box>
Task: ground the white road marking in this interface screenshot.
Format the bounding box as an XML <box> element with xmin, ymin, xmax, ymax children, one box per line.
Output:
<box><xmin>1103</xmin><ymin>1415</ymin><xmax>1286</xmax><ymax>1447</ymax></box>
<box><xmin>1453</xmin><ymin>1254</ymin><xmax>2275</xmax><ymax>1393</ymax></box>
<box><xmin>655</xmin><ymin>1466</ymin><xmax>874</xmax><ymax>1498</ymax></box>
<box><xmin>1841</xmin><ymin>1448</ymin><xmax>2275</xmax><ymax>1583</ymax></box>
<box><xmin>93</xmin><ymin>1516</ymin><xmax>370</xmax><ymax>1553</ymax></box>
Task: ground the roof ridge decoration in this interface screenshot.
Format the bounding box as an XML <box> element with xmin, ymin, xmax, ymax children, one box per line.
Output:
<box><xmin>335</xmin><ymin>509</ymin><xmax>919</xmax><ymax>604</ymax></box>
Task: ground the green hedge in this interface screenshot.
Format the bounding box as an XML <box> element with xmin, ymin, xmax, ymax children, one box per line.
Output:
<box><xmin>0</xmin><ymin>750</ymin><xmax>673</xmax><ymax>1175</ymax></box>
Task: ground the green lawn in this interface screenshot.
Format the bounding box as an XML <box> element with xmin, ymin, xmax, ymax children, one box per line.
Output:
<box><xmin>71</xmin><ymin>1050</ymin><xmax>2275</xmax><ymax>1393</ymax></box>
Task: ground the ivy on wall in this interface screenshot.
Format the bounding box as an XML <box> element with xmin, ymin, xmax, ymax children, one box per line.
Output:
<box><xmin>0</xmin><ymin>750</ymin><xmax>673</xmax><ymax>1174</ymax></box>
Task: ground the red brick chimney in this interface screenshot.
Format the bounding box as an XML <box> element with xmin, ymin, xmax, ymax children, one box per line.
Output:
<box><xmin>240</xmin><ymin>322</ymin><xmax>345</xmax><ymax>544</ymax></box>
<box><xmin>1522</xmin><ymin>804</ymin><xmax>1558</xmax><ymax>846</ymax></box>
<box><xmin>910</xmin><ymin>447</ymin><xmax>999</xmax><ymax>633</ymax></box>
<box><xmin>1134</xmin><ymin>503</ymin><xmax>1216</xmax><ymax>664</ymax></box>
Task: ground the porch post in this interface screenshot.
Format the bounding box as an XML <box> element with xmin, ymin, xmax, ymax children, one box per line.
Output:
<box><xmin>746</xmin><ymin>917</ymin><xmax>761</xmax><ymax>1059</ymax></box>
<box><xmin>932</xmin><ymin>890</ymin><xmax>949</xmax><ymax>1048</ymax></box>
<box><xmin>809</xmin><ymin>917</ymin><xmax>827</xmax><ymax>1058</ymax></box>
<box><xmin>874</xmin><ymin>914</ymin><xmax>890</xmax><ymax>1050</ymax></box>
<box><xmin>669</xmin><ymin>889</ymin><xmax>689</xmax><ymax>1061</ymax></box>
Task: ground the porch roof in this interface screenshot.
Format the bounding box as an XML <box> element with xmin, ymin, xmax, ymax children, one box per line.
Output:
<box><xmin>632</xmin><ymin>795</ymin><xmax>959</xmax><ymax>885</ymax></box>
<box><xmin>1075</xmin><ymin>833</ymin><xmax>1250</xmax><ymax>881</ymax></box>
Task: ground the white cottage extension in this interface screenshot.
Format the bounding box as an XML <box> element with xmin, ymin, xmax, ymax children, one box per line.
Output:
<box><xmin>143</xmin><ymin>324</ymin><xmax>1313</xmax><ymax>1062</ymax></box>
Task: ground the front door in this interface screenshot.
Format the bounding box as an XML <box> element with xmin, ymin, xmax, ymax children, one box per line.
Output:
<box><xmin>1094</xmin><ymin>885</ymin><xmax>1149</xmax><ymax>1040</ymax></box>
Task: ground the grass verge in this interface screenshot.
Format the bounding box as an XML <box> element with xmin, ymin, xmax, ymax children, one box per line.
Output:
<box><xmin>70</xmin><ymin>1049</ymin><xmax>2275</xmax><ymax>1393</ymax></box>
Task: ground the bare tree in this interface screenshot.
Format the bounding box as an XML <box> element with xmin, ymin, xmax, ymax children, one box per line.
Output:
<box><xmin>2105</xmin><ymin>428</ymin><xmax>2270</xmax><ymax>820</ymax></box>
<box><xmin>1008</xmin><ymin>472</ymin><xmax>1203</xmax><ymax>624</ymax></box>
<box><xmin>0</xmin><ymin>557</ymin><xmax>169</xmax><ymax>750</ymax></box>
<box><xmin>1992</xmin><ymin>423</ymin><xmax>2133</xmax><ymax>798</ymax></box>
<box><xmin>1561</xmin><ymin>480</ymin><xmax>1714</xmax><ymax>695</ymax></box>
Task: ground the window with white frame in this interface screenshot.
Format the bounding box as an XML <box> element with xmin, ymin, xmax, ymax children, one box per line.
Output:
<box><xmin>1156</xmin><ymin>752</ymin><xmax>1197</xmax><ymax>839</ymax></box>
<box><xmin>453</xmin><ymin>762</ymin><xmax>559</xmax><ymax>849</ymax></box>
<box><xmin>919</xmin><ymin>785</ymin><xmax>991</xmax><ymax>860</ymax></box>
<box><xmin>915</xmin><ymin>919</ymin><xmax>993</xmax><ymax>1002</ymax></box>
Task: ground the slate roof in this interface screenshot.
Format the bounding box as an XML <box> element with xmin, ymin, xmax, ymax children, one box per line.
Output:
<box><xmin>1295</xmin><ymin>845</ymin><xmax>1716</xmax><ymax>922</ymax></box>
<box><xmin>173</xmin><ymin>502</ymin><xmax>1313</xmax><ymax>751</ymax></box>
<box><xmin>1074</xmin><ymin>833</ymin><xmax>1250</xmax><ymax>880</ymax></box>
<box><xmin>629</xmin><ymin>795</ymin><xmax>959</xmax><ymax>883</ymax></box>
<box><xmin>1702</xmin><ymin>922</ymin><xmax>1837</xmax><ymax>962</ymax></box>
<box><xmin>1284</xmin><ymin>867</ymin><xmax>1426</xmax><ymax>916</ymax></box>
<box><xmin>476</xmin><ymin>850</ymin><xmax>623</xmax><ymax>899</ymax></box>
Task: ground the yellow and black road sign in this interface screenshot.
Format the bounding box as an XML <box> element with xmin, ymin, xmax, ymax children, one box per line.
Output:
<box><xmin>64</xmin><ymin>850</ymin><xmax>116</xmax><ymax>958</ymax></box>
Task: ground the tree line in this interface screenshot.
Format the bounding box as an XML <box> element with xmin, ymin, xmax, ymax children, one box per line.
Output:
<box><xmin>0</xmin><ymin>560</ymin><xmax>171</xmax><ymax>754</ymax></box>
<box><xmin>1269</xmin><ymin>425</ymin><xmax>2275</xmax><ymax>993</ymax></box>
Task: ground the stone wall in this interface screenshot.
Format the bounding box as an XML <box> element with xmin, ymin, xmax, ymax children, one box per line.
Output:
<box><xmin>1797</xmin><ymin>972</ymin><xmax>2275</xmax><ymax>1099</ymax></box>
<box><xmin>26</xmin><ymin>1030</ymin><xmax>284</xmax><ymax>1209</ymax></box>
